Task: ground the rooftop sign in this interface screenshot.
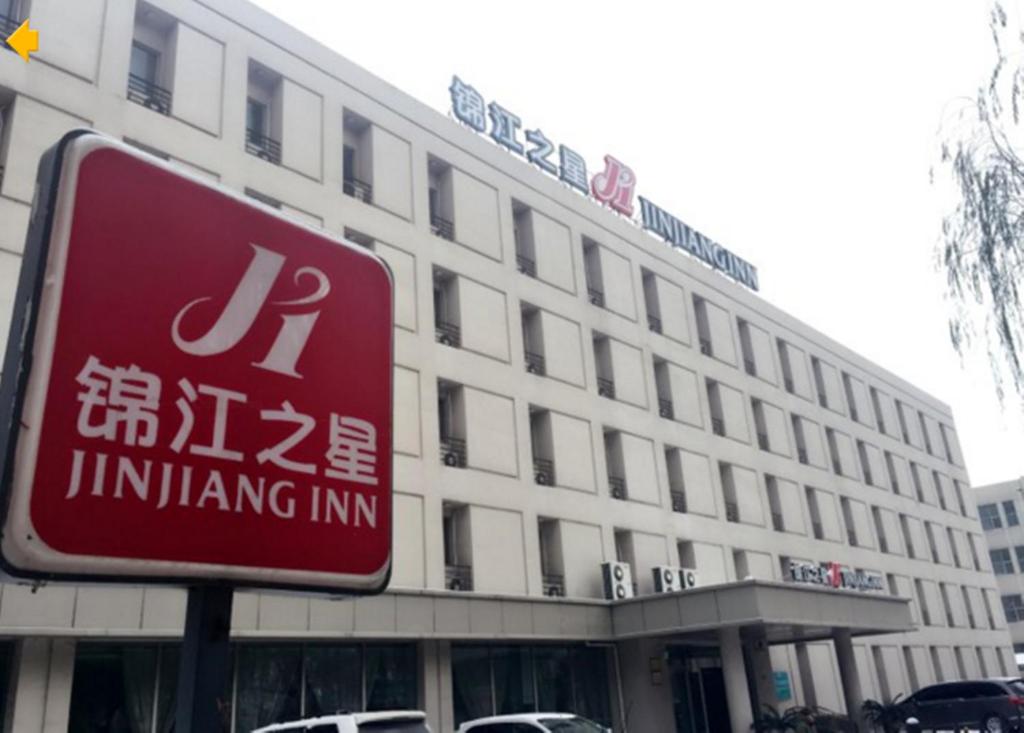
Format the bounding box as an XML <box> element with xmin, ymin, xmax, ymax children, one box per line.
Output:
<box><xmin>448</xmin><ymin>75</ymin><xmax>760</xmax><ymax>291</ymax></box>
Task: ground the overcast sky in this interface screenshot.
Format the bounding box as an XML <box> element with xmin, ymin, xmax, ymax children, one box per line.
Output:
<box><xmin>250</xmin><ymin>0</ymin><xmax>1023</xmax><ymax>486</ymax></box>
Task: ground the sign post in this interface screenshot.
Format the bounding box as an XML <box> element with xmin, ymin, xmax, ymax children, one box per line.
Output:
<box><xmin>0</xmin><ymin>131</ymin><xmax>395</xmax><ymax>729</ymax></box>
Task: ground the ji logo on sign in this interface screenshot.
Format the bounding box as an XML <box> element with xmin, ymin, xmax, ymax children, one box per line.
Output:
<box><xmin>591</xmin><ymin>155</ymin><xmax>637</xmax><ymax>217</ymax></box>
<box><xmin>172</xmin><ymin>244</ymin><xmax>330</xmax><ymax>379</ymax></box>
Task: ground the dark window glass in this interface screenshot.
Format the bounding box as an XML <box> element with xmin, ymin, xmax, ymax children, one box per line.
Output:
<box><xmin>247</xmin><ymin>98</ymin><xmax>267</xmax><ymax>135</ymax></box>
<box><xmin>991</xmin><ymin>548</ymin><xmax>1015</xmax><ymax>575</ymax></box>
<box><xmin>913</xmin><ymin>684</ymin><xmax>952</xmax><ymax>702</ymax></box>
<box><xmin>534</xmin><ymin>647</ymin><xmax>574</xmax><ymax>713</ymax></box>
<box><xmin>493</xmin><ymin>646</ymin><xmax>535</xmax><ymax>716</ymax></box>
<box><xmin>365</xmin><ymin>645</ymin><xmax>417</xmax><ymax>711</ymax></box>
<box><xmin>234</xmin><ymin>645</ymin><xmax>302</xmax><ymax>733</ymax></box>
<box><xmin>1005</xmin><ymin>501</ymin><xmax>1020</xmax><ymax>527</ymax></box>
<box><xmin>304</xmin><ymin>645</ymin><xmax>361</xmax><ymax>717</ymax></box>
<box><xmin>977</xmin><ymin>682</ymin><xmax>1006</xmax><ymax>697</ymax></box>
<box><xmin>129</xmin><ymin>42</ymin><xmax>159</xmax><ymax>83</ymax></box>
<box><xmin>453</xmin><ymin>646</ymin><xmax>492</xmax><ymax>726</ymax></box>
<box><xmin>570</xmin><ymin>648</ymin><xmax>611</xmax><ymax>726</ymax></box>
<box><xmin>0</xmin><ymin>0</ymin><xmax>15</xmax><ymax>19</ymax></box>
<box><xmin>980</xmin><ymin>503</ymin><xmax>1003</xmax><ymax>530</ymax></box>
<box><xmin>343</xmin><ymin>145</ymin><xmax>356</xmax><ymax>181</ymax></box>
<box><xmin>69</xmin><ymin>644</ymin><xmax>190</xmax><ymax>733</ymax></box>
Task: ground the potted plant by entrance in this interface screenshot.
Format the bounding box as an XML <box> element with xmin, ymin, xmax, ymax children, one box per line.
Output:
<box><xmin>750</xmin><ymin>705</ymin><xmax>815</xmax><ymax>732</ymax></box>
<box><xmin>862</xmin><ymin>695</ymin><xmax>909</xmax><ymax>733</ymax></box>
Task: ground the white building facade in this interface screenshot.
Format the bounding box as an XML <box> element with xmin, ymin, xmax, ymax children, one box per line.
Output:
<box><xmin>974</xmin><ymin>478</ymin><xmax>1024</xmax><ymax>670</ymax></box>
<box><xmin>0</xmin><ymin>1</ymin><xmax>1014</xmax><ymax>732</ymax></box>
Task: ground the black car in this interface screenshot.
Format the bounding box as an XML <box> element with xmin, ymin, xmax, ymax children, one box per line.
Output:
<box><xmin>905</xmin><ymin>678</ymin><xmax>1024</xmax><ymax>732</ymax></box>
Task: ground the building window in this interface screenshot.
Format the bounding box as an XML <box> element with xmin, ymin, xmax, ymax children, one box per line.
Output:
<box><xmin>869</xmin><ymin>386</ymin><xmax>886</xmax><ymax>433</ymax></box>
<box><xmin>513</xmin><ymin>202</ymin><xmax>537</xmax><ymax>277</ymax></box>
<box><xmin>914</xmin><ymin>579</ymin><xmax>932</xmax><ymax>626</ymax></box>
<box><xmin>433</xmin><ymin>268</ymin><xmax>460</xmax><ymax>348</ymax></box>
<box><xmin>777</xmin><ymin>339</ymin><xmax>796</xmax><ymax>393</ymax></box>
<box><xmin>1005</xmin><ymin>501</ymin><xmax>1020</xmax><ymax>527</ymax></box>
<box><xmin>70</xmin><ymin>643</ymin><xmax>181</xmax><ymax>733</ymax></box>
<box><xmin>738</xmin><ymin>319</ymin><xmax>757</xmax><ymax>376</ymax></box>
<box><xmin>0</xmin><ymin>0</ymin><xmax>25</xmax><ymax>42</ymax></box>
<box><xmin>529</xmin><ymin>406</ymin><xmax>555</xmax><ymax>486</ymax></box>
<box><xmin>842</xmin><ymin>373</ymin><xmax>859</xmax><ymax>422</ymax></box>
<box><xmin>1003</xmin><ymin>595</ymin><xmax>1024</xmax><ymax>623</ymax></box>
<box><xmin>962</xmin><ymin>586</ymin><xmax>977</xmax><ymax>628</ymax></box>
<box><xmin>857</xmin><ymin>441</ymin><xmax>874</xmax><ymax>486</ymax></box>
<box><xmin>873</xmin><ymin>507</ymin><xmax>888</xmax><ymax>553</ymax></box>
<box><xmin>811</xmin><ymin>357</ymin><xmax>828</xmax><ymax>408</ymax></box>
<box><xmin>666</xmin><ymin>447</ymin><xmax>687</xmax><ymax>513</ymax></box>
<box><xmin>438</xmin><ymin>380</ymin><xmax>466</xmax><ymax>468</ymax></box>
<box><xmin>654</xmin><ymin>357</ymin><xmax>674</xmax><ymax>420</ymax></box>
<box><xmin>933</xmin><ymin>471</ymin><xmax>948</xmax><ymax>511</ymax></box>
<box><xmin>840</xmin><ymin>497</ymin><xmax>857</xmax><ymax>547</ymax></box>
<box><xmin>792</xmin><ymin>416</ymin><xmax>809</xmax><ymax>464</ymax></box>
<box><xmin>1015</xmin><ymin>546</ymin><xmax>1024</xmax><ymax>572</ymax></box>
<box><xmin>128</xmin><ymin>4</ymin><xmax>174</xmax><ymax>115</ymax></box>
<box><xmin>693</xmin><ymin>296</ymin><xmax>713</xmax><ymax>356</ymax></box>
<box><xmin>244</xmin><ymin>188</ymin><xmax>282</xmax><ymax>210</ymax></box>
<box><xmin>641</xmin><ymin>269</ymin><xmax>662</xmax><ymax>334</ymax></box>
<box><xmin>909</xmin><ymin>463</ymin><xmax>925</xmax><ymax>503</ymax></box>
<box><xmin>583</xmin><ymin>237</ymin><xmax>604</xmax><ymax>307</ymax></box>
<box><xmin>443</xmin><ymin>502</ymin><xmax>472</xmax><ymax>591</ymax></box>
<box><xmin>991</xmin><ymin>548</ymin><xmax>1015</xmax><ymax>575</ymax></box>
<box><xmin>428</xmin><ymin>156</ymin><xmax>455</xmax><ymax>240</ymax></box>
<box><xmin>806</xmin><ymin>487</ymin><xmax>824</xmax><ymax>540</ymax></box>
<box><xmin>594</xmin><ymin>333</ymin><xmax>615</xmax><ymax>399</ymax></box>
<box><xmin>720</xmin><ymin>463</ymin><xmax>739</xmax><ymax>523</ymax></box>
<box><xmin>707</xmin><ymin>379</ymin><xmax>725</xmax><ymax>437</ymax></box>
<box><xmin>451</xmin><ymin>645</ymin><xmax>611</xmax><ymax>729</ymax></box>
<box><xmin>246</xmin><ymin>62</ymin><xmax>282</xmax><ymax>164</ymax></box>
<box><xmin>521</xmin><ymin>304</ymin><xmax>545</xmax><ymax>376</ymax></box>
<box><xmin>825</xmin><ymin>428</ymin><xmax>842</xmax><ymax>475</ymax></box>
<box><xmin>884</xmin><ymin>451</ymin><xmax>901</xmax><ymax>495</ymax></box>
<box><xmin>766</xmin><ymin>475</ymin><xmax>784</xmax><ymax>532</ymax></box>
<box><xmin>979</xmin><ymin>503</ymin><xmax>1003</xmax><ymax>530</ymax></box>
<box><xmin>342</xmin><ymin>111</ymin><xmax>373</xmax><ymax>203</ymax></box>
<box><xmin>538</xmin><ymin>518</ymin><xmax>565</xmax><ymax>597</ymax></box>
<box><xmin>752</xmin><ymin>399</ymin><xmax>769</xmax><ymax>451</ymax></box>
<box><xmin>900</xmin><ymin>514</ymin><xmax>916</xmax><ymax>559</ymax></box>
<box><xmin>604</xmin><ymin>430</ymin><xmax>627</xmax><ymax>500</ymax></box>
<box><xmin>948</xmin><ymin>527</ymin><xmax>961</xmax><ymax>567</ymax></box>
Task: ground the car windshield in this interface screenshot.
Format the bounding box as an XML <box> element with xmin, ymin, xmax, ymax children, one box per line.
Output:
<box><xmin>357</xmin><ymin>722</ymin><xmax>430</xmax><ymax>733</ymax></box>
<box><xmin>538</xmin><ymin>717</ymin><xmax>605</xmax><ymax>733</ymax></box>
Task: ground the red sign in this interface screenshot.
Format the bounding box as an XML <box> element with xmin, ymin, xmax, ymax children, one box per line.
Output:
<box><xmin>0</xmin><ymin>132</ymin><xmax>393</xmax><ymax>592</ymax></box>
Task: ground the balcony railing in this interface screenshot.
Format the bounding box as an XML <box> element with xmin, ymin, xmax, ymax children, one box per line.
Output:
<box><xmin>797</xmin><ymin>448</ymin><xmax>808</xmax><ymax>465</ymax></box>
<box><xmin>246</xmin><ymin>128</ymin><xmax>282</xmax><ymax>165</ymax></box>
<box><xmin>343</xmin><ymin>176</ymin><xmax>373</xmax><ymax>204</ymax></box>
<box><xmin>440</xmin><ymin>436</ymin><xmax>467</xmax><ymax>468</ymax></box>
<box><xmin>647</xmin><ymin>314</ymin><xmax>662</xmax><ymax>334</ymax></box>
<box><xmin>608</xmin><ymin>476</ymin><xmax>627</xmax><ymax>500</ymax></box>
<box><xmin>725</xmin><ymin>501</ymin><xmax>739</xmax><ymax>523</ymax></box>
<box><xmin>587</xmin><ymin>287</ymin><xmax>605</xmax><ymax>307</ymax></box>
<box><xmin>597</xmin><ymin>378</ymin><xmax>615</xmax><ymax>399</ymax></box>
<box><xmin>784</xmin><ymin>377</ymin><xmax>795</xmax><ymax>393</ymax></box>
<box><xmin>435</xmin><ymin>321</ymin><xmax>461</xmax><ymax>348</ymax></box>
<box><xmin>757</xmin><ymin>432</ymin><xmax>769</xmax><ymax>451</ymax></box>
<box><xmin>542</xmin><ymin>573</ymin><xmax>565</xmax><ymax>597</ymax></box>
<box><xmin>744</xmin><ymin>358</ymin><xmax>756</xmax><ymax>376</ymax></box>
<box><xmin>525</xmin><ymin>351</ymin><xmax>546</xmax><ymax>376</ymax></box>
<box><xmin>699</xmin><ymin>337</ymin><xmax>712</xmax><ymax>356</ymax></box>
<box><xmin>533</xmin><ymin>458</ymin><xmax>555</xmax><ymax>486</ymax></box>
<box><xmin>431</xmin><ymin>213</ymin><xmax>455</xmax><ymax>241</ymax></box>
<box><xmin>658</xmin><ymin>398</ymin><xmax>674</xmax><ymax>420</ymax></box>
<box><xmin>445</xmin><ymin>564</ymin><xmax>473</xmax><ymax>591</ymax></box>
<box><xmin>670</xmin><ymin>490</ymin><xmax>687</xmax><ymax>513</ymax></box>
<box><xmin>711</xmin><ymin>417</ymin><xmax>725</xmax><ymax>436</ymax></box>
<box><xmin>516</xmin><ymin>254</ymin><xmax>536</xmax><ymax>277</ymax></box>
<box><xmin>771</xmin><ymin>512</ymin><xmax>784</xmax><ymax>532</ymax></box>
<box><xmin>127</xmin><ymin>73</ymin><xmax>172</xmax><ymax>115</ymax></box>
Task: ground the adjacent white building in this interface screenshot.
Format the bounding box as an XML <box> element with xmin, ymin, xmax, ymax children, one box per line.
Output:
<box><xmin>0</xmin><ymin>1</ymin><xmax>1014</xmax><ymax>731</ymax></box>
<box><xmin>974</xmin><ymin>478</ymin><xmax>1024</xmax><ymax>670</ymax></box>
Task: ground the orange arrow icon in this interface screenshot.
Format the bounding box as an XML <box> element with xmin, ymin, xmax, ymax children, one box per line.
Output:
<box><xmin>6</xmin><ymin>20</ymin><xmax>39</xmax><ymax>62</ymax></box>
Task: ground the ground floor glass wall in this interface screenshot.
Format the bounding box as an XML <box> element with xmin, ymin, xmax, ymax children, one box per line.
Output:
<box><xmin>68</xmin><ymin>642</ymin><xmax>418</xmax><ymax>733</ymax></box>
<box><xmin>451</xmin><ymin>644</ymin><xmax>612</xmax><ymax>728</ymax></box>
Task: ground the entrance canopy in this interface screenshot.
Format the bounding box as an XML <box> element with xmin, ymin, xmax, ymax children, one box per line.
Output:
<box><xmin>611</xmin><ymin>579</ymin><xmax>914</xmax><ymax>644</ymax></box>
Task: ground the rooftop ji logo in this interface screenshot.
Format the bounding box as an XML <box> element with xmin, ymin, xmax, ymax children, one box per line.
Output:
<box><xmin>171</xmin><ymin>244</ymin><xmax>330</xmax><ymax>379</ymax></box>
<box><xmin>591</xmin><ymin>155</ymin><xmax>637</xmax><ymax>217</ymax></box>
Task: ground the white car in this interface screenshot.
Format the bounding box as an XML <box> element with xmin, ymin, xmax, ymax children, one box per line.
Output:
<box><xmin>252</xmin><ymin>710</ymin><xmax>431</xmax><ymax>733</ymax></box>
<box><xmin>456</xmin><ymin>713</ymin><xmax>609</xmax><ymax>733</ymax></box>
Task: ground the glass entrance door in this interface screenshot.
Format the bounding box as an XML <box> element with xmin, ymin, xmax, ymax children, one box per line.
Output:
<box><xmin>668</xmin><ymin>646</ymin><xmax>731</xmax><ymax>733</ymax></box>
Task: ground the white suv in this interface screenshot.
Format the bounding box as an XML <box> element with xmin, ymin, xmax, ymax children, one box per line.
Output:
<box><xmin>253</xmin><ymin>710</ymin><xmax>431</xmax><ymax>733</ymax></box>
<box><xmin>456</xmin><ymin>713</ymin><xmax>609</xmax><ymax>733</ymax></box>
